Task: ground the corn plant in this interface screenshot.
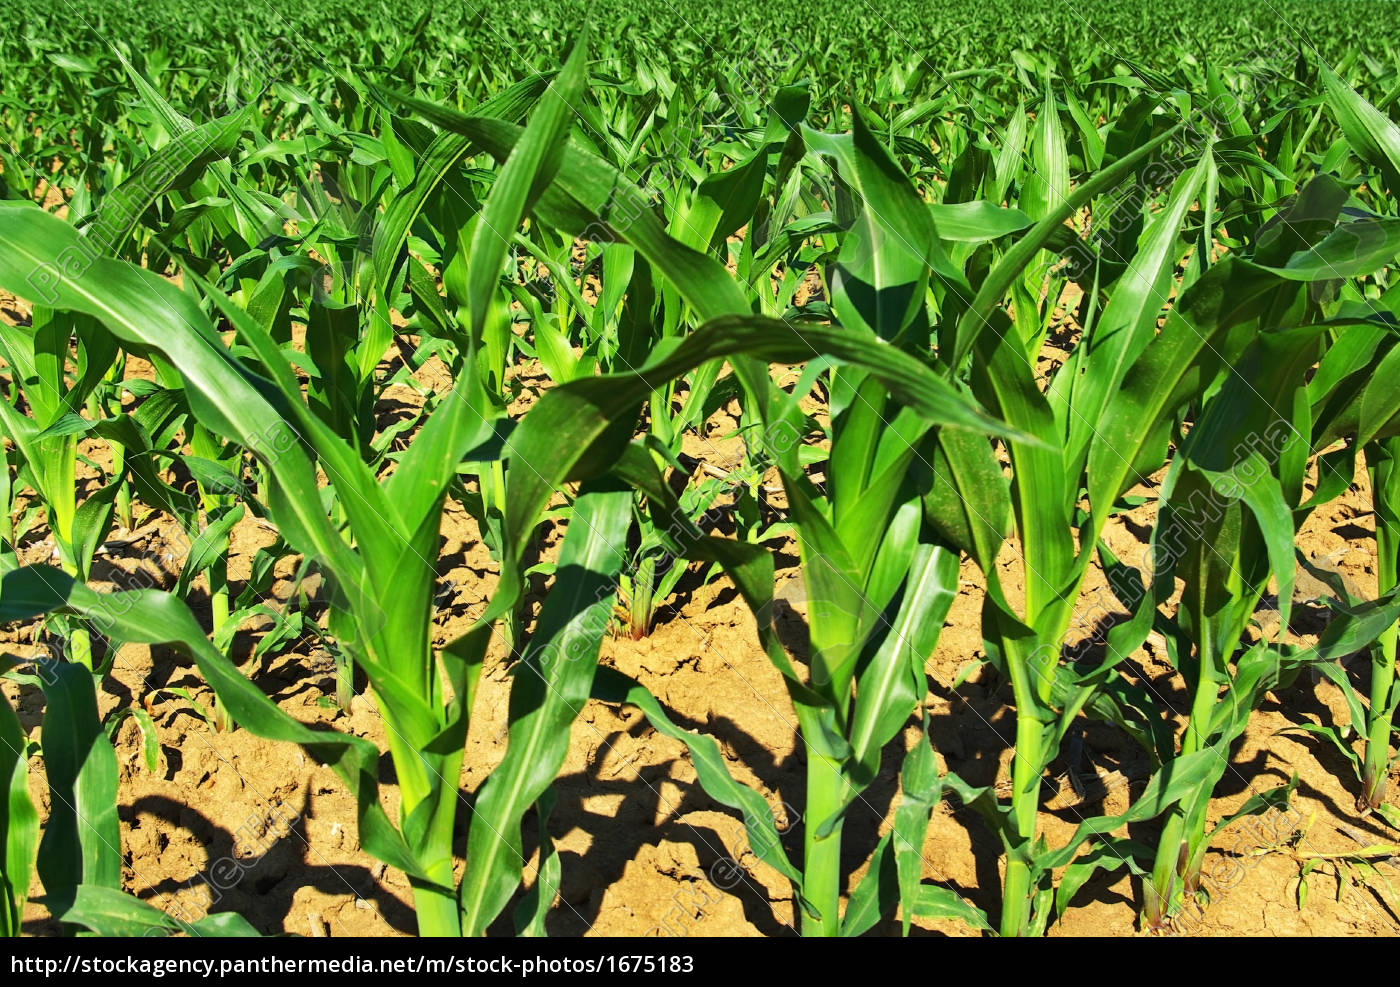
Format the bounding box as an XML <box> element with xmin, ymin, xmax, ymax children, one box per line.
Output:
<box><xmin>1282</xmin><ymin>67</ymin><xmax>1400</xmax><ymax>823</ymax></box>
<box><xmin>899</xmin><ymin>117</ymin><xmax>1232</xmax><ymax>935</ymax></box>
<box><xmin>1065</xmin><ymin>153</ymin><xmax>1399</xmax><ymax>925</ymax></box>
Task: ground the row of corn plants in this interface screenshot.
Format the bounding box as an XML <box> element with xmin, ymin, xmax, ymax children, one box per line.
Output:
<box><xmin>2</xmin><ymin>2</ymin><xmax>1400</xmax><ymax>937</ymax></box>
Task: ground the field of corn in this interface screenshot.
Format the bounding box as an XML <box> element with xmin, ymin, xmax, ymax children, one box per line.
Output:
<box><xmin>2</xmin><ymin>0</ymin><xmax>1400</xmax><ymax>939</ymax></box>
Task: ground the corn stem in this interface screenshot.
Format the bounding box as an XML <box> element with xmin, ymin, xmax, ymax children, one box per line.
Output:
<box><xmin>1364</xmin><ymin>439</ymin><xmax>1400</xmax><ymax>810</ymax></box>
<box><xmin>801</xmin><ymin>743</ymin><xmax>844</xmax><ymax>936</ymax></box>
<box><xmin>1001</xmin><ymin>707</ymin><xmax>1044</xmax><ymax>936</ymax></box>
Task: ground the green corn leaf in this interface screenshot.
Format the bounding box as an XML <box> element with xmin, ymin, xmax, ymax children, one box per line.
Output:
<box><xmin>919</xmin><ymin>427</ymin><xmax>1010</xmax><ymax>574</ymax></box>
<box><xmin>503</xmin><ymin>314</ymin><xmax>1027</xmax><ymax>582</ymax></box>
<box><xmin>1321</xmin><ymin>62</ymin><xmax>1400</xmax><ymax>193</ymax></box>
<box><xmin>190</xmin><ymin>278</ymin><xmax>400</xmax><ymax>591</ymax></box>
<box><xmin>1252</xmin><ymin>174</ymin><xmax>1349</xmax><ymax>268</ymax></box>
<box><xmin>847</xmin><ymin>545</ymin><xmax>958</xmax><ymax>786</ymax></box>
<box><xmin>1357</xmin><ymin>343</ymin><xmax>1400</xmax><ymax>451</ymax></box>
<box><xmin>373</xmin><ymin>132</ymin><xmax>478</xmax><ymax>304</ymax></box>
<box><xmin>804</xmin><ymin>107</ymin><xmax>938</xmax><ymax>267</ymax></box>
<box><xmin>34</xmin><ymin>660</ymin><xmax>122</xmax><ymax>918</ymax></box>
<box><xmin>376</xmin><ymin>93</ymin><xmax>753</xmax><ymax>322</ymax></box>
<box><xmin>371</xmin><ymin>72</ymin><xmax>553</xmax><ymax>306</ymax></box>
<box><xmin>1054</xmin><ymin>838</ymin><xmax>1151</xmax><ymax>918</ymax></box>
<box><xmin>952</xmin><ymin>124</ymin><xmax>1182</xmax><ymax>365</ymax></box>
<box><xmin>990</xmin><ymin>102</ymin><xmax>1027</xmax><ymax>207</ymax></box>
<box><xmin>84</xmin><ymin>104</ymin><xmax>251</xmax><ymax>255</ymax></box>
<box><xmin>909</xmin><ymin>883</ymin><xmax>994</xmax><ymax>933</ymax></box>
<box><xmin>110</xmin><ymin>49</ymin><xmax>272</xmax><ymax>245</ymax></box>
<box><xmin>971</xmin><ymin>311</ymin><xmax>1075</xmax><ymax>636</ymax></box>
<box><xmin>832</xmin><ymin>400</ymin><xmax>930</xmax><ymax>584</ymax></box>
<box><xmin>939</xmin><ymin>770</ymin><xmax>1014</xmax><ymax>837</ymax></box>
<box><xmin>459</xmin><ymin>480</ymin><xmax>631</xmax><ymax>936</ymax></box>
<box><xmin>926</xmin><ymin>200</ymin><xmax>1032</xmax><ymax>243</ymax></box>
<box><xmin>0</xmin><ymin>204</ymin><xmax>360</xmax><ymax>589</ymax></box>
<box><xmin>50</xmin><ymin>884</ymin><xmax>260</xmax><ymax>937</ymax></box>
<box><xmin>1087</xmin><ymin>255</ymin><xmax>1290</xmax><ymax>523</ymax></box>
<box><xmin>841</xmin><ymin>832</ymin><xmax>896</xmax><ymax>936</ymax></box>
<box><xmin>1205</xmin><ymin>775</ymin><xmax>1299</xmax><ymax>841</ymax></box>
<box><xmin>67</xmin><ymin>474</ymin><xmax>123</xmax><ymax>581</ymax></box>
<box><xmin>1291</xmin><ymin>583</ymin><xmax>1400</xmax><ymax>665</ymax></box>
<box><xmin>35</xmin><ymin>412</ymin><xmax>101</xmax><ymax>439</ymax></box>
<box><xmin>1258</xmin><ymin>216</ymin><xmax>1400</xmax><ymax>281</ymax></box>
<box><xmin>804</xmin><ymin>108</ymin><xmax>934</xmax><ymax>340</ymax></box>
<box><xmin>1308</xmin><ymin>319</ymin><xmax>1392</xmax><ymax>451</ymax></box>
<box><xmin>467</xmin><ymin>33</ymin><xmax>588</xmax><ymax>346</ymax></box>
<box><xmin>779</xmin><ymin>476</ymin><xmax>875</xmax><ymax>695</ymax></box>
<box><xmin>1021</xmin><ymin>87</ymin><xmax>1069</xmax><ymax>223</ymax></box>
<box><xmin>383</xmin><ymin>373</ymin><xmax>499</xmax><ymax>539</ymax></box>
<box><xmin>302</xmin><ymin>299</ymin><xmax>360</xmax><ymax>445</ymax></box>
<box><xmin>892</xmin><ymin>729</ymin><xmax>941</xmax><ymax>936</ymax></box>
<box><xmin>1064</xmin><ymin>88</ymin><xmax>1105</xmax><ymax>171</ymax></box>
<box><xmin>104</xmin><ymin>706</ymin><xmax>161</xmax><ymax>774</ymax></box>
<box><xmin>0</xmin><ymin>692</ymin><xmax>38</xmax><ymax>937</ymax></box>
<box><xmin>513</xmin><ymin>786</ymin><xmax>560</xmax><ymax>937</ymax></box>
<box><xmin>174</xmin><ymin>505</ymin><xmax>246</xmax><ymax>599</ymax></box>
<box><xmin>1032</xmin><ymin>746</ymin><xmax>1224</xmax><ymax>874</ymax></box>
<box><xmin>1218</xmin><ymin>458</ymin><xmax>1297</xmax><ymax>636</ymax></box>
<box><xmin>679</xmin><ymin>147</ymin><xmax>770</xmax><ymax>255</ymax></box>
<box><xmin>1374</xmin><ymin>803</ymin><xmax>1400</xmax><ymax>831</ymax></box>
<box><xmin>1062</xmin><ymin>151</ymin><xmax>1210</xmax><ymax>475</ymax></box>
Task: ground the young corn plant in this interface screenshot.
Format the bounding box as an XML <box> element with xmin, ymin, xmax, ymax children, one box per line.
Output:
<box><xmin>931</xmin><ymin>67</ymin><xmax>1389</xmax><ymax>928</ymax></box>
<box><xmin>1113</xmin><ymin>169</ymin><xmax>1400</xmax><ymax>928</ymax></box>
<box><xmin>7</xmin><ymin>1</ymin><xmax>1400</xmax><ymax>942</ymax></box>
<box><xmin>0</xmin><ymin>32</ymin><xmax>857</xmax><ymax>938</ymax></box>
<box><xmin>1285</xmin><ymin>298</ymin><xmax>1400</xmax><ymax>821</ymax></box>
<box><xmin>0</xmin><ymin>90</ymin><xmax>254</xmax><ymax>672</ymax></box>
<box><xmin>547</xmin><ymin>311</ymin><xmax>1018</xmax><ymax>937</ymax></box>
<box><xmin>681</xmin><ymin>98</ymin><xmax>1225</xmax><ymax>936</ymax></box>
<box><xmin>911</xmin><ymin>120</ymin><xmax>1229</xmax><ymax>936</ymax></box>
<box><xmin>1278</xmin><ymin>68</ymin><xmax>1400</xmax><ymax>822</ymax></box>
